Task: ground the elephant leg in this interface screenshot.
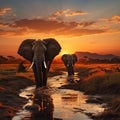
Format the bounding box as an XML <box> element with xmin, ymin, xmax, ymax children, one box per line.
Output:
<box><xmin>32</xmin><ymin>65</ymin><xmax>39</xmax><ymax>87</ymax></box>
<box><xmin>68</xmin><ymin>68</ymin><xmax>72</xmax><ymax>76</ymax></box>
<box><xmin>66</xmin><ymin>67</ymin><xmax>71</xmax><ymax>76</ymax></box>
<box><xmin>71</xmin><ymin>66</ymin><xmax>74</xmax><ymax>75</ymax></box>
<box><xmin>42</xmin><ymin>68</ymin><xmax>47</xmax><ymax>86</ymax></box>
<box><xmin>67</xmin><ymin>66</ymin><xmax>74</xmax><ymax>76</ymax></box>
<box><xmin>71</xmin><ymin>68</ymin><xmax>74</xmax><ymax>75</ymax></box>
<box><xmin>33</xmin><ymin>64</ymin><xmax>42</xmax><ymax>87</ymax></box>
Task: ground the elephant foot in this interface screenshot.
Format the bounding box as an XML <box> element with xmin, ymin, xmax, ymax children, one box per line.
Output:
<box><xmin>36</xmin><ymin>85</ymin><xmax>42</xmax><ymax>88</ymax></box>
<box><xmin>36</xmin><ymin>86</ymin><xmax>48</xmax><ymax>91</ymax></box>
<box><xmin>42</xmin><ymin>86</ymin><xmax>48</xmax><ymax>89</ymax></box>
<box><xmin>67</xmin><ymin>75</ymin><xmax>74</xmax><ymax>83</ymax></box>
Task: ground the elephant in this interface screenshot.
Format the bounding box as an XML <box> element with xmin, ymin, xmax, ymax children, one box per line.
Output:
<box><xmin>61</xmin><ymin>54</ymin><xmax>77</xmax><ymax>76</ymax></box>
<box><xmin>18</xmin><ymin>38</ymin><xmax>61</xmax><ymax>88</ymax></box>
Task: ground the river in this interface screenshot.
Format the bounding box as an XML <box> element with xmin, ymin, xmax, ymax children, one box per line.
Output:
<box><xmin>12</xmin><ymin>72</ymin><xmax>104</xmax><ymax>120</ymax></box>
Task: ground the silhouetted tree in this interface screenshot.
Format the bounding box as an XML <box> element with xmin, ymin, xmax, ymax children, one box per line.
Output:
<box><xmin>111</xmin><ymin>57</ymin><xmax>120</xmax><ymax>63</ymax></box>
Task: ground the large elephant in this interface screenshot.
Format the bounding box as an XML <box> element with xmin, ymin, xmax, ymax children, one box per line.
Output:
<box><xmin>61</xmin><ymin>54</ymin><xmax>77</xmax><ymax>76</ymax></box>
<box><xmin>18</xmin><ymin>38</ymin><xmax>61</xmax><ymax>88</ymax></box>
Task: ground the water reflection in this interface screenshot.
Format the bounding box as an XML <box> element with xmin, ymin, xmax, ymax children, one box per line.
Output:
<box><xmin>52</xmin><ymin>89</ymin><xmax>92</xmax><ymax>120</ymax></box>
<box><xmin>30</xmin><ymin>88</ymin><xmax>54</xmax><ymax>120</ymax></box>
<box><xmin>13</xmin><ymin>72</ymin><xmax>104</xmax><ymax>120</ymax></box>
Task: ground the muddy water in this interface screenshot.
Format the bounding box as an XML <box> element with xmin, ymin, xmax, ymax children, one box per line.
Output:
<box><xmin>12</xmin><ymin>72</ymin><xmax>104</xmax><ymax>120</ymax></box>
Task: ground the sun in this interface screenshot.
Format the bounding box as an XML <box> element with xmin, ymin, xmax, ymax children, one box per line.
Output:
<box><xmin>60</xmin><ymin>51</ymin><xmax>68</xmax><ymax>55</ymax></box>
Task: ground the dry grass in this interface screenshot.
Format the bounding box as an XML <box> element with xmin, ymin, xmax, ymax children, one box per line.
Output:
<box><xmin>0</xmin><ymin>63</ymin><xmax>120</xmax><ymax>119</ymax></box>
<box><xmin>62</xmin><ymin>63</ymin><xmax>120</xmax><ymax>120</ymax></box>
<box><xmin>80</xmin><ymin>72</ymin><xmax>120</xmax><ymax>95</ymax></box>
<box><xmin>0</xmin><ymin>64</ymin><xmax>34</xmax><ymax>119</ymax></box>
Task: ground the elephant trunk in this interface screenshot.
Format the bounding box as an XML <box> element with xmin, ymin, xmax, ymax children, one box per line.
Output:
<box><xmin>32</xmin><ymin>54</ymin><xmax>47</xmax><ymax>87</ymax></box>
<box><xmin>29</xmin><ymin>52</ymin><xmax>47</xmax><ymax>69</ymax></box>
<box><xmin>34</xmin><ymin>60</ymin><xmax>43</xmax><ymax>87</ymax></box>
<box><xmin>67</xmin><ymin>61</ymin><xmax>73</xmax><ymax>67</ymax></box>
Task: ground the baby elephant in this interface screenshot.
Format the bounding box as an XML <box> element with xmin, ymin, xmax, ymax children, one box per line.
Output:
<box><xmin>61</xmin><ymin>54</ymin><xmax>77</xmax><ymax>76</ymax></box>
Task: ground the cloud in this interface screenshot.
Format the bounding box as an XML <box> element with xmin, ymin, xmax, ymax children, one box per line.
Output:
<box><xmin>0</xmin><ymin>22</ymin><xmax>29</xmax><ymax>37</ymax></box>
<box><xmin>49</xmin><ymin>9</ymin><xmax>88</xmax><ymax>20</ymax></box>
<box><xmin>11</xmin><ymin>18</ymin><xmax>104</xmax><ymax>37</ymax></box>
<box><xmin>0</xmin><ymin>27</ymin><xmax>29</xmax><ymax>37</ymax></box>
<box><xmin>110</xmin><ymin>15</ymin><xmax>120</xmax><ymax>23</ymax></box>
<box><xmin>0</xmin><ymin>7</ymin><xmax>17</xmax><ymax>25</ymax></box>
<box><xmin>2</xmin><ymin>17</ymin><xmax>120</xmax><ymax>37</ymax></box>
<box><xmin>0</xmin><ymin>23</ymin><xmax>10</xmax><ymax>28</ymax></box>
<box><xmin>0</xmin><ymin>18</ymin><xmax>103</xmax><ymax>37</ymax></box>
<box><xmin>0</xmin><ymin>8</ymin><xmax>12</xmax><ymax>16</ymax></box>
<box><xmin>77</xmin><ymin>21</ymin><xmax>96</xmax><ymax>28</ymax></box>
<box><xmin>65</xmin><ymin>10</ymin><xmax>88</xmax><ymax>17</ymax></box>
<box><xmin>100</xmin><ymin>15</ymin><xmax>120</xmax><ymax>24</ymax></box>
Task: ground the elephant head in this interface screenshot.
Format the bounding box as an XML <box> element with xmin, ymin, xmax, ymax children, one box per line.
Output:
<box><xmin>61</xmin><ymin>54</ymin><xmax>77</xmax><ymax>76</ymax></box>
<box><xmin>18</xmin><ymin>38</ymin><xmax>61</xmax><ymax>88</ymax></box>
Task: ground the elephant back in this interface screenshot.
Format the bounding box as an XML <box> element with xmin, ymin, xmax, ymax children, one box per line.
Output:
<box><xmin>62</xmin><ymin>54</ymin><xmax>77</xmax><ymax>64</ymax></box>
<box><xmin>18</xmin><ymin>39</ymin><xmax>35</xmax><ymax>62</ymax></box>
<box><xmin>43</xmin><ymin>38</ymin><xmax>61</xmax><ymax>60</ymax></box>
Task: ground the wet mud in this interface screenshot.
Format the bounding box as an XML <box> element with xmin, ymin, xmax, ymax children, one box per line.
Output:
<box><xmin>13</xmin><ymin>72</ymin><xmax>104</xmax><ymax>120</ymax></box>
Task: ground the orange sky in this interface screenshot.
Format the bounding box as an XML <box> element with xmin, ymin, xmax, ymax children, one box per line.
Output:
<box><xmin>1</xmin><ymin>32</ymin><xmax>120</xmax><ymax>57</ymax></box>
<box><xmin>0</xmin><ymin>0</ymin><xmax>120</xmax><ymax>57</ymax></box>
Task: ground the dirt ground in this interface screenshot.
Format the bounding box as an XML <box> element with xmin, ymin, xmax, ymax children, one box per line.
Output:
<box><xmin>0</xmin><ymin>64</ymin><xmax>120</xmax><ymax>120</ymax></box>
<box><xmin>62</xmin><ymin>63</ymin><xmax>120</xmax><ymax>120</ymax></box>
<box><xmin>0</xmin><ymin>64</ymin><xmax>63</xmax><ymax>120</ymax></box>
<box><xmin>0</xmin><ymin>76</ymin><xmax>34</xmax><ymax>119</ymax></box>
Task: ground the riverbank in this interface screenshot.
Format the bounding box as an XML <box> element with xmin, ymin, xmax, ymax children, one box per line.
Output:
<box><xmin>0</xmin><ymin>75</ymin><xmax>34</xmax><ymax>119</ymax></box>
<box><xmin>0</xmin><ymin>64</ymin><xmax>63</xmax><ymax>120</ymax></box>
<box><xmin>61</xmin><ymin>64</ymin><xmax>120</xmax><ymax>120</ymax></box>
<box><xmin>0</xmin><ymin>64</ymin><xmax>120</xmax><ymax>120</ymax></box>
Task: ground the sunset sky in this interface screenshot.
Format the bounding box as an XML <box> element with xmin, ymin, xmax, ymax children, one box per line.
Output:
<box><xmin>0</xmin><ymin>0</ymin><xmax>120</xmax><ymax>57</ymax></box>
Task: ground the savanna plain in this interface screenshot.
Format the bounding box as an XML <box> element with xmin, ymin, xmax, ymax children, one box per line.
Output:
<box><xmin>0</xmin><ymin>63</ymin><xmax>120</xmax><ymax>120</ymax></box>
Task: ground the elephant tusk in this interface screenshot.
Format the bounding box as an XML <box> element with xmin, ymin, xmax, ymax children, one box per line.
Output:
<box><xmin>43</xmin><ymin>61</ymin><xmax>47</xmax><ymax>69</ymax></box>
<box><xmin>29</xmin><ymin>61</ymin><xmax>34</xmax><ymax>69</ymax></box>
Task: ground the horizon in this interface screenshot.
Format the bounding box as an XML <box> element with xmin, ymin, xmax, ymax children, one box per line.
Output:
<box><xmin>0</xmin><ymin>0</ymin><xmax>120</xmax><ymax>56</ymax></box>
<box><xmin>1</xmin><ymin>51</ymin><xmax>120</xmax><ymax>58</ymax></box>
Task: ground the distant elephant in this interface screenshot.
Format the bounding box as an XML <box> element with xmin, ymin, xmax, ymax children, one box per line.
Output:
<box><xmin>18</xmin><ymin>38</ymin><xmax>61</xmax><ymax>88</ymax></box>
<box><xmin>62</xmin><ymin>54</ymin><xmax>77</xmax><ymax>76</ymax></box>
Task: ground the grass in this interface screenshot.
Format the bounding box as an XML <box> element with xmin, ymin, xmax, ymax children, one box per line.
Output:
<box><xmin>0</xmin><ymin>63</ymin><xmax>120</xmax><ymax>120</ymax></box>
<box><xmin>0</xmin><ymin>76</ymin><xmax>34</xmax><ymax>119</ymax></box>
<box><xmin>0</xmin><ymin>64</ymin><xmax>34</xmax><ymax>119</ymax></box>
<box><xmin>95</xmin><ymin>97</ymin><xmax>120</xmax><ymax>120</ymax></box>
<box><xmin>62</xmin><ymin>64</ymin><xmax>120</xmax><ymax>120</ymax></box>
<box><xmin>80</xmin><ymin>72</ymin><xmax>120</xmax><ymax>95</ymax></box>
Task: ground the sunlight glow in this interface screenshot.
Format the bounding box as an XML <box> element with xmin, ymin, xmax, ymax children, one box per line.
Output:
<box><xmin>61</xmin><ymin>51</ymin><xmax>68</xmax><ymax>55</ymax></box>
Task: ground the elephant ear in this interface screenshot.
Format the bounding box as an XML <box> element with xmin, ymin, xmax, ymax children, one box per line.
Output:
<box><xmin>17</xmin><ymin>39</ymin><xmax>35</xmax><ymax>62</ymax></box>
<box><xmin>61</xmin><ymin>54</ymin><xmax>69</xmax><ymax>64</ymax></box>
<box><xmin>62</xmin><ymin>54</ymin><xmax>67</xmax><ymax>61</ymax></box>
<box><xmin>72</xmin><ymin>54</ymin><xmax>77</xmax><ymax>63</ymax></box>
<box><xmin>43</xmin><ymin>38</ymin><xmax>61</xmax><ymax>60</ymax></box>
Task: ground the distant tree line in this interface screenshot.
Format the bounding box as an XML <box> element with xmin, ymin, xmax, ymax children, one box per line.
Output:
<box><xmin>77</xmin><ymin>56</ymin><xmax>120</xmax><ymax>64</ymax></box>
<box><xmin>0</xmin><ymin>55</ymin><xmax>120</xmax><ymax>64</ymax></box>
<box><xmin>0</xmin><ymin>55</ymin><xmax>24</xmax><ymax>64</ymax></box>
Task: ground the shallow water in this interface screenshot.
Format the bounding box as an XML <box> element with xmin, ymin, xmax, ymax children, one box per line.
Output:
<box><xmin>12</xmin><ymin>72</ymin><xmax>104</xmax><ymax>120</ymax></box>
